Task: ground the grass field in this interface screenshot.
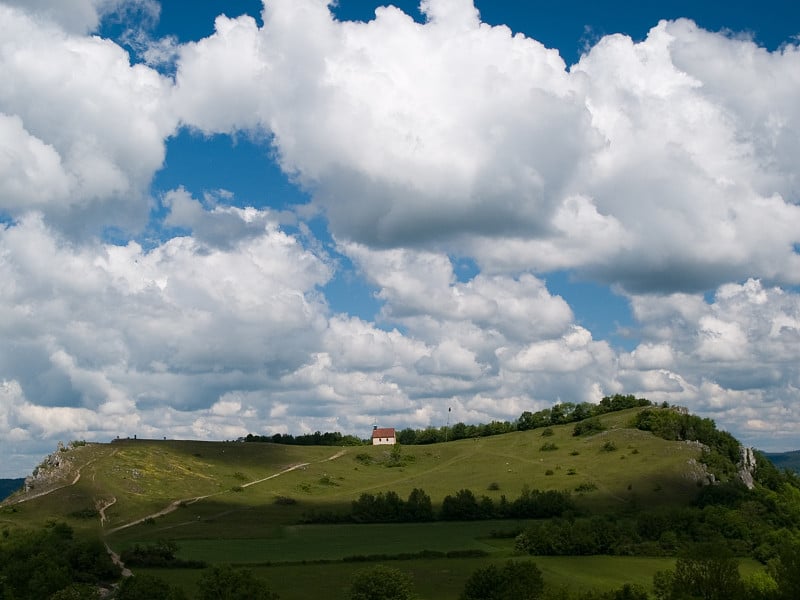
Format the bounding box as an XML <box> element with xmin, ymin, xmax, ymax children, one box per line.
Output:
<box><xmin>135</xmin><ymin>555</ymin><xmax>767</xmax><ymax>600</ymax></box>
<box><xmin>123</xmin><ymin>520</ymin><xmax>520</xmax><ymax>563</ymax></box>
<box><xmin>1</xmin><ymin>408</ymin><xmax>726</xmax><ymax>597</ymax></box>
<box><xmin>92</xmin><ymin>408</ymin><xmax>702</xmax><ymax>542</ymax></box>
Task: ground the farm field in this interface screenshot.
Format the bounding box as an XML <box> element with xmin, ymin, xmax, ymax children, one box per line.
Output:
<box><xmin>163</xmin><ymin>520</ymin><xmax>519</xmax><ymax>563</ymax></box>
<box><xmin>135</xmin><ymin>555</ymin><xmax>767</xmax><ymax>600</ymax></box>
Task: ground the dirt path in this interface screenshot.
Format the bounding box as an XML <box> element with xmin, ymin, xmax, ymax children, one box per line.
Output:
<box><xmin>240</xmin><ymin>462</ymin><xmax>309</xmax><ymax>488</ymax></box>
<box><xmin>321</xmin><ymin>448</ymin><xmax>348</xmax><ymax>461</ymax></box>
<box><xmin>5</xmin><ymin>465</ymin><xmax>84</xmax><ymax>506</ymax></box>
<box><xmin>105</xmin><ymin>458</ymin><xmax>321</xmax><ymax>534</ymax></box>
<box><xmin>98</xmin><ymin>497</ymin><xmax>117</xmax><ymax>526</ymax></box>
<box><xmin>105</xmin><ymin>543</ymin><xmax>132</xmax><ymax>578</ymax></box>
<box><xmin>3</xmin><ymin>449</ymin><xmax>117</xmax><ymax>507</ymax></box>
<box><xmin>105</xmin><ymin>448</ymin><xmax>348</xmax><ymax>534</ymax></box>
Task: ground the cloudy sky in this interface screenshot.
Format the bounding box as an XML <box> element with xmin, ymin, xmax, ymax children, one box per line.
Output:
<box><xmin>1</xmin><ymin>0</ymin><xmax>799</xmax><ymax>477</ymax></box>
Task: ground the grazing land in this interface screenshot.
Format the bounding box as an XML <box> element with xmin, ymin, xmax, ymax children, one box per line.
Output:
<box><xmin>2</xmin><ymin>404</ymin><xmax>797</xmax><ymax>599</ymax></box>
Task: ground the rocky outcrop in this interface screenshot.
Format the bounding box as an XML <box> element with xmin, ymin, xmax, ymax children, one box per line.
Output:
<box><xmin>686</xmin><ymin>458</ymin><xmax>715</xmax><ymax>485</ymax></box>
<box><xmin>23</xmin><ymin>441</ymin><xmax>74</xmax><ymax>493</ymax></box>
<box><xmin>738</xmin><ymin>446</ymin><xmax>757</xmax><ymax>490</ymax></box>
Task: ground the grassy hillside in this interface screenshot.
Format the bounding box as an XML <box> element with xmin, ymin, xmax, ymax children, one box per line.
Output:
<box><xmin>8</xmin><ymin>406</ymin><xmax>780</xmax><ymax>599</ymax></box>
<box><xmin>1</xmin><ymin>408</ymin><xmax>704</xmax><ymax>538</ymax></box>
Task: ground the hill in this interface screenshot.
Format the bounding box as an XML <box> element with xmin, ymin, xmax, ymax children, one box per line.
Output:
<box><xmin>1</xmin><ymin>408</ymin><xmax>708</xmax><ymax>531</ymax></box>
<box><xmin>0</xmin><ymin>478</ymin><xmax>24</xmax><ymax>501</ymax></box>
<box><xmin>765</xmin><ymin>449</ymin><xmax>800</xmax><ymax>473</ymax></box>
<box><xmin>2</xmin><ymin>404</ymin><xmax>797</xmax><ymax>600</ymax></box>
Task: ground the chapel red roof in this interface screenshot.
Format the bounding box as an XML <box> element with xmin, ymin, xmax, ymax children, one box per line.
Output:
<box><xmin>371</xmin><ymin>427</ymin><xmax>396</xmax><ymax>439</ymax></box>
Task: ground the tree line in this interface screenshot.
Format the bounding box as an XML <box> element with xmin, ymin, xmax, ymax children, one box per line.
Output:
<box><xmin>0</xmin><ymin>521</ymin><xmax>119</xmax><ymax>600</ymax></box>
<box><xmin>242</xmin><ymin>394</ymin><xmax>653</xmax><ymax>447</ymax></box>
<box><xmin>302</xmin><ymin>486</ymin><xmax>574</xmax><ymax>525</ymax></box>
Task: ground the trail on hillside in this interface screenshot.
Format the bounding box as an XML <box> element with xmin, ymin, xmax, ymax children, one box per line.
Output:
<box><xmin>4</xmin><ymin>472</ymin><xmax>80</xmax><ymax>506</ymax></box>
<box><xmin>105</xmin><ymin>449</ymin><xmax>347</xmax><ymax>534</ymax></box>
<box><xmin>3</xmin><ymin>448</ymin><xmax>119</xmax><ymax>507</ymax></box>
<box><xmin>104</xmin><ymin>543</ymin><xmax>132</xmax><ymax>578</ymax></box>
<box><xmin>6</xmin><ymin>457</ymin><xmax>90</xmax><ymax>506</ymax></box>
<box><xmin>240</xmin><ymin>461</ymin><xmax>309</xmax><ymax>489</ymax></box>
<box><xmin>98</xmin><ymin>497</ymin><xmax>116</xmax><ymax>525</ymax></box>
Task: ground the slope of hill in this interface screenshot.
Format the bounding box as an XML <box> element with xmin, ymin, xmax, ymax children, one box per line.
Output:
<box><xmin>765</xmin><ymin>450</ymin><xmax>800</xmax><ymax>473</ymax></box>
<box><xmin>2</xmin><ymin>405</ymin><xmax>799</xmax><ymax>600</ymax></box>
<box><xmin>1</xmin><ymin>407</ymin><xmax>707</xmax><ymax>535</ymax></box>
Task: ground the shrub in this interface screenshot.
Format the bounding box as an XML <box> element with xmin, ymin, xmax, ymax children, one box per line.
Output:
<box><xmin>198</xmin><ymin>565</ymin><xmax>278</xmax><ymax>600</ymax></box>
<box><xmin>461</xmin><ymin>560</ymin><xmax>544</xmax><ymax>600</ymax></box>
<box><xmin>601</xmin><ymin>441</ymin><xmax>618</xmax><ymax>452</ymax></box>
<box><xmin>273</xmin><ymin>496</ymin><xmax>297</xmax><ymax>505</ymax></box>
<box><xmin>348</xmin><ymin>565</ymin><xmax>416</xmax><ymax>600</ymax></box>
<box><xmin>487</xmin><ymin>482</ymin><xmax>500</xmax><ymax>491</ymax></box>
<box><xmin>573</xmin><ymin>417</ymin><xmax>605</xmax><ymax>437</ymax></box>
<box><xmin>354</xmin><ymin>453</ymin><xmax>373</xmax><ymax>465</ymax></box>
<box><xmin>575</xmin><ymin>482</ymin><xmax>598</xmax><ymax>493</ymax></box>
<box><xmin>541</xmin><ymin>428</ymin><xmax>554</xmax><ymax>437</ymax></box>
<box><xmin>540</xmin><ymin>442</ymin><xmax>559</xmax><ymax>452</ymax></box>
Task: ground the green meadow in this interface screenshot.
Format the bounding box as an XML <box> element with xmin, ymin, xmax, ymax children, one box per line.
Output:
<box><xmin>1</xmin><ymin>406</ymin><xmax>783</xmax><ymax>598</ymax></box>
<box><xmin>133</xmin><ymin>555</ymin><xmax>766</xmax><ymax>600</ymax></box>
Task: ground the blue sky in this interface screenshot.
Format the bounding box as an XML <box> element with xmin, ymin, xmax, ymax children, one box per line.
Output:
<box><xmin>1</xmin><ymin>0</ymin><xmax>799</xmax><ymax>476</ymax></box>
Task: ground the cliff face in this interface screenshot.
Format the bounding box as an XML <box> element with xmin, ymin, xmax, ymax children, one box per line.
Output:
<box><xmin>738</xmin><ymin>446</ymin><xmax>757</xmax><ymax>490</ymax></box>
<box><xmin>23</xmin><ymin>442</ymin><xmax>74</xmax><ymax>493</ymax></box>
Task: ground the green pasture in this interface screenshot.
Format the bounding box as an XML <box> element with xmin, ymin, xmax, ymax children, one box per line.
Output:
<box><xmin>5</xmin><ymin>408</ymin><xmax>706</xmax><ymax>543</ymax></box>
<box><xmin>0</xmin><ymin>410</ymin><xmax>776</xmax><ymax>600</ymax></box>
<box><xmin>135</xmin><ymin>555</ymin><xmax>768</xmax><ymax>600</ymax></box>
<box><xmin>98</xmin><ymin>409</ymin><xmax>702</xmax><ymax>542</ymax></box>
<box><xmin>127</xmin><ymin>520</ymin><xmax>518</xmax><ymax>563</ymax></box>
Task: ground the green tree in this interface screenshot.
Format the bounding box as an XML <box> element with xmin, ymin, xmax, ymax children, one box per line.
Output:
<box><xmin>441</xmin><ymin>489</ymin><xmax>483</xmax><ymax>520</ymax></box>
<box><xmin>49</xmin><ymin>583</ymin><xmax>101</xmax><ymax>600</ymax></box>
<box><xmin>116</xmin><ymin>574</ymin><xmax>187</xmax><ymax>600</ymax></box>
<box><xmin>771</xmin><ymin>539</ymin><xmax>800</xmax><ymax>600</ymax></box>
<box><xmin>572</xmin><ymin>418</ymin><xmax>605</xmax><ymax>437</ymax></box>
<box><xmin>396</xmin><ymin>428</ymin><xmax>417</xmax><ymax>444</ymax></box>
<box><xmin>348</xmin><ymin>565</ymin><xmax>417</xmax><ymax>600</ymax></box>
<box><xmin>197</xmin><ymin>565</ymin><xmax>278</xmax><ymax>600</ymax></box>
<box><xmin>653</xmin><ymin>542</ymin><xmax>743</xmax><ymax>600</ymax></box>
<box><xmin>405</xmin><ymin>488</ymin><xmax>434</xmax><ymax>521</ymax></box>
<box><xmin>517</xmin><ymin>411</ymin><xmax>536</xmax><ymax>431</ymax></box>
<box><xmin>741</xmin><ymin>572</ymin><xmax>779</xmax><ymax>600</ymax></box>
<box><xmin>461</xmin><ymin>560</ymin><xmax>544</xmax><ymax>600</ymax></box>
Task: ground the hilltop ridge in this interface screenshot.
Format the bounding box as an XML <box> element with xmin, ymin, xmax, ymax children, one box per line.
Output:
<box><xmin>1</xmin><ymin>402</ymin><xmax>752</xmax><ymax>530</ymax></box>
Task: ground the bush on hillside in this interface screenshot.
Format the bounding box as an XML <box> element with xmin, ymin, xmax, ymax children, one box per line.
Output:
<box><xmin>573</xmin><ymin>417</ymin><xmax>605</xmax><ymax>436</ymax></box>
